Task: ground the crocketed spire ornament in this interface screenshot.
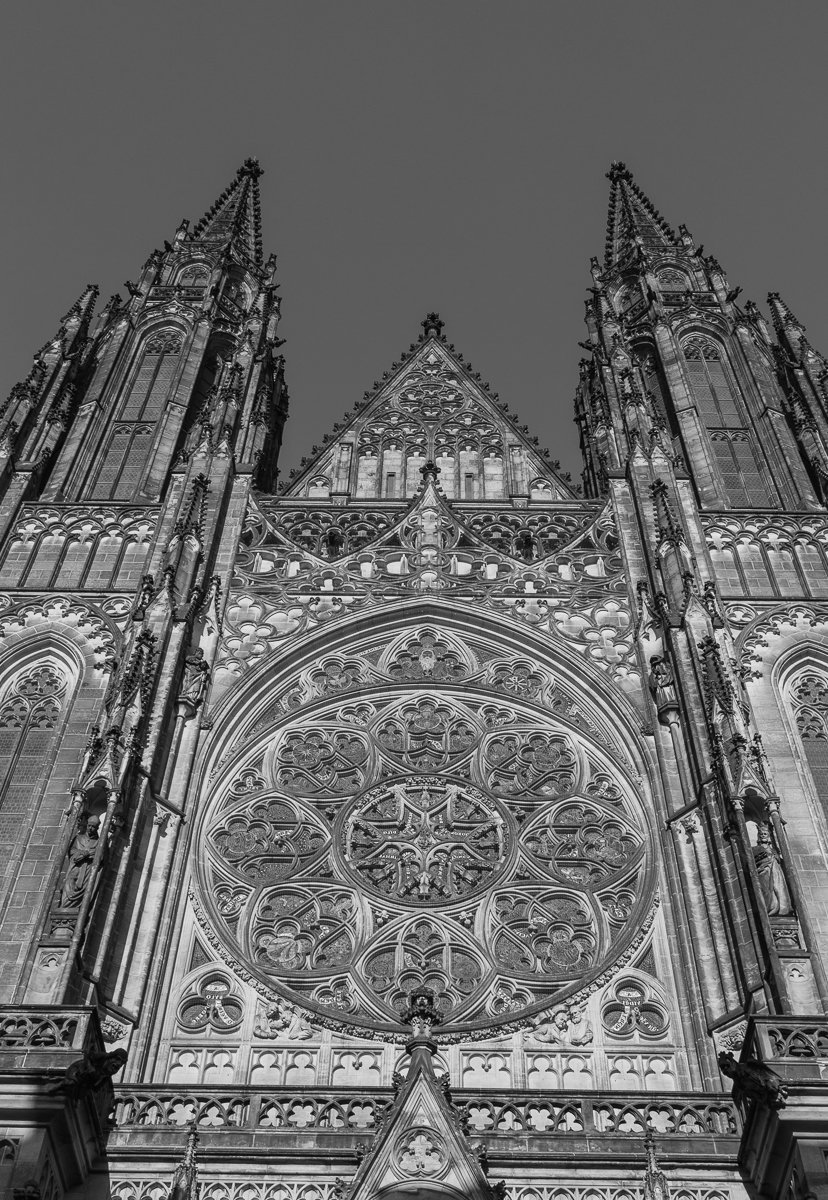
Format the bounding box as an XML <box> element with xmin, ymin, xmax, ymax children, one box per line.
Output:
<box><xmin>421</xmin><ymin>312</ymin><xmax>445</xmax><ymax>338</ymax></box>
<box><xmin>168</xmin><ymin>1122</ymin><xmax>200</xmax><ymax>1200</ymax></box>
<box><xmin>642</xmin><ymin>1130</ymin><xmax>669</xmax><ymax>1200</ymax></box>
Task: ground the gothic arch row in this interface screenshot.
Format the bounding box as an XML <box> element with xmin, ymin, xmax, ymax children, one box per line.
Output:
<box><xmin>0</xmin><ymin>519</ymin><xmax>155</xmax><ymax>591</ymax></box>
<box><xmin>706</xmin><ymin>526</ymin><xmax>828</xmax><ymax>600</ymax></box>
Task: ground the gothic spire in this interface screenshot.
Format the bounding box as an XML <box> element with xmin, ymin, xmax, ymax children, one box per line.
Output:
<box><xmin>58</xmin><ymin>283</ymin><xmax>99</xmax><ymax>333</ymax></box>
<box><xmin>767</xmin><ymin>291</ymin><xmax>806</xmax><ymax>335</ymax></box>
<box><xmin>191</xmin><ymin>158</ymin><xmax>264</xmax><ymax>266</ymax></box>
<box><xmin>604</xmin><ymin>161</ymin><xmax>679</xmax><ymax>268</ymax></box>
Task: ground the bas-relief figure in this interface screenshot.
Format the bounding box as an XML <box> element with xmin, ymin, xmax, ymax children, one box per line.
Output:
<box><xmin>0</xmin><ymin>158</ymin><xmax>826</xmax><ymax>1200</ymax></box>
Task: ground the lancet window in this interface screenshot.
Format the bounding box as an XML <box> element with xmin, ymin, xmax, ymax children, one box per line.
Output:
<box><xmin>682</xmin><ymin>336</ymin><xmax>770</xmax><ymax>507</ymax></box>
<box><xmin>790</xmin><ymin>672</ymin><xmax>828</xmax><ymax>818</ymax></box>
<box><xmin>91</xmin><ymin>330</ymin><xmax>183</xmax><ymax>501</ymax></box>
<box><xmin>0</xmin><ymin>664</ymin><xmax>68</xmax><ymax>835</ymax></box>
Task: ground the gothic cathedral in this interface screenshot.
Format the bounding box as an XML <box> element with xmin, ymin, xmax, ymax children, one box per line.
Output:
<box><xmin>0</xmin><ymin>159</ymin><xmax>826</xmax><ymax>1200</ymax></box>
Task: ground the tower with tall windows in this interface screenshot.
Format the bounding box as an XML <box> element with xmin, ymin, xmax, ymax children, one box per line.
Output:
<box><xmin>0</xmin><ymin>160</ymin><xmax>826</xmax><ymax>1200</ymax></box>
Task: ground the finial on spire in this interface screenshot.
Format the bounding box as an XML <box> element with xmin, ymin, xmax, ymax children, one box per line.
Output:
<box><xmin>237</xmin><ymin>157</ymin><xmax>264</xmax><ymax>180</ymax></box>
<box><xmin>400</xmin><ymin>986</ymin><xmax>442</xmax><ymax>1073</ymax></box>
<box><xmin>419</xmin><ymin>460</ymin><xmax>440</xmax><ymax>483</ymax></box>
<box><xmin>606</xmin><ymin>160</ymin><xmax>634</xmax><ymax>183</ymax></box>
<box><xmin>421</xmin><ymin>312</ymin><xmax>444</xmax><ymax>338</ymax></box>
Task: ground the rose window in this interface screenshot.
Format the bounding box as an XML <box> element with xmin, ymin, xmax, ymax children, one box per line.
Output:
<box><xmin>198</xmin><ymin>689</ymin><xmax>652</xmax><ymax>1036</ymax></box>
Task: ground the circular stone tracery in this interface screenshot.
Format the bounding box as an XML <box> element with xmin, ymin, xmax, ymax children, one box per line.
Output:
<box><xmin>342</xmin><ymin>777</ymin><xmax>508</xmax><ymax>902</ymax></box>
<box><xmin>198</xmin><ymin>690</ymin><xmax>652</xmax><ymax>1035</ymax></box>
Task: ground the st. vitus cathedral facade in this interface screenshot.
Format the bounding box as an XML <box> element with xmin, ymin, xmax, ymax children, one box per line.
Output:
<box><xmin>0</xmin><ymin>158</ymin><xmax>827</xmax><ymax>1200</ymax></box>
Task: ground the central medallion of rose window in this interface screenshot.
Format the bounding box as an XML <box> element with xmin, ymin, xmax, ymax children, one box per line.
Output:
<box><xmin>342</xmin><ymin>777</ymin><xmax>508</xmax><ymax>903</ymax></box>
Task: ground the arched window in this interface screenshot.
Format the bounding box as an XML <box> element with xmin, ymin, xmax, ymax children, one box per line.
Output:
<box><xmin>0</xmin><ymin>664</ymin><xmax>67</xmax><ymax>821</ymax></box>
<box><xmin>91</xmin><ymin>330</ymin><xmax>182</xmax><ymax>501</ymax></box>
<box><xmin>791</xmin><ymin>672</ymin><xmax>828</xmax><ymax>817</ymax></box>
<box><xmin>657</xmin><ymin>268</ymin><xmax>688</xmax><ymax>290</ymax></box>
<box><xmin>682</xmin><ymin>336</ymin><xmax>770</xmax><ymax>507</ymax></box>
<box><xmin>178</xmin><ymin>265</ymin><xmax>210</xmax><ymax>287</ymax></box>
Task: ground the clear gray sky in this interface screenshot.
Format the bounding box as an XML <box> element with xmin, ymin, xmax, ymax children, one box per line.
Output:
<box><xmin>2</xmin><ymin>2</ymin><xmax>827</xmax><ymax>483</ymax></box>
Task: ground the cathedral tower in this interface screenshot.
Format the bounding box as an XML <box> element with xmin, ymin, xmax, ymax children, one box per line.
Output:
<box><xmin>0</xmin><ymin>161</ymin><xmax>825</xmax><ymax>1200</ymax></box>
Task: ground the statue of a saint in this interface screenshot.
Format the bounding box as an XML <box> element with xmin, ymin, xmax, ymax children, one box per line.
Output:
<box><xmin>60</xmin><ymin>815</ymin><xmax>100</xmax><ymax>908</ymax></box>
<box><xmin>752</xmin><ymin>824</ymin><xmax>794</xmax><ymax>917</ymax></box>
<box><xmin>648</xmin><ymin>655</ymin><xmax>678</xmax><ymax>714</ymax></box>
<box><xmin>179</xmin><ymin>649</ymin><xmax>209</xmax><ymax>712</ymax></box>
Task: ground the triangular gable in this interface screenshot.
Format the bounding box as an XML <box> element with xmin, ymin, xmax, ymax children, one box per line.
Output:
<box><xmin>280</xmin><ymin>317</ymin><xmax>577</xmax><ymax>502</ymax></box>
<box><xmin>343</xmin><ymin>990</ymin><xmax>499</xmax><ymax>1200</ymax></box>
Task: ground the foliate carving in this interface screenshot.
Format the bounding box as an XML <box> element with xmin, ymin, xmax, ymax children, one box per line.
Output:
<box><xmin>344</xmin><ymin>778</ymin><xmax>507</xmax><ymax>901</ymax></box>
<box><xmin>101</xmin><ymin>1018</ymin><xmax>128</xmax><ymax>1044</ymax></box>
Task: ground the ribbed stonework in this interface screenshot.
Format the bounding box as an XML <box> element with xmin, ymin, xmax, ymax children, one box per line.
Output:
<box><xmin>0</xmin><ymin>161</ymin><xmax>826</xmax><ymax>1200</ymax></box>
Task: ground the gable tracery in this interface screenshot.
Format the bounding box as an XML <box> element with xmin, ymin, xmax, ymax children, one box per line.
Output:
<box><xmin>219</xmin><ymin>497</ymin><xmax>636</xmax><ymax>706</ymax></box>
<box><xmin>284</xmin><ymin>346</ymin><xmax>564</xmax><ymax>502</ymax></box>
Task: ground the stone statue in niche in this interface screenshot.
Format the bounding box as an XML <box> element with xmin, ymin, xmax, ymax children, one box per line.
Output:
<box><xmin>532</xmin><ymin>1006</ymin><xmax>593</xmax><ymax>1045</ymax></box>
<box><xmin>255</xmin><ymin>998</ymin><xmax>313</xmax><ymax>1040</ymax></box>
<box><xmin>59</xmin><ymin>815</ymin><xmax>101</xmax><ymax>908</ymax></box>
<box><xmin>179</xmin><ymin>649</ymin><xmax>210</xmax><ymax>713</ymax></box>
<box><xmin>648</xmin><ymin>655</ymin><xmax>678</xmax><ymax>717</ymax></box>
<box><xmin>752</xmin><ymin>824</ymin><xmax>794</xmax><ymax>917</ymax></box>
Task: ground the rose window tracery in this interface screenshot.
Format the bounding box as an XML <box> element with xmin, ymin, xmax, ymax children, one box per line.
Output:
<box><xmin>198</xmin><ymin>685</ymin><xmax>653</xmax><ymax>1035</ymax></box>
<box><xmin>344</xmin><ymin>778</ymin><xmax>507</xmax><ymax>901</ymax></box>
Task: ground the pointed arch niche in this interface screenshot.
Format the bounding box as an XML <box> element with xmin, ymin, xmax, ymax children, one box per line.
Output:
<box><xmin>0</xmin><ymin>641</ymin><xmax>81</xmax><ymax>868</ymax></box>
<box><xmin>787</xmin><ymin>659</ymin><xmax>828</xmax><ymax>824</ymax></box>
